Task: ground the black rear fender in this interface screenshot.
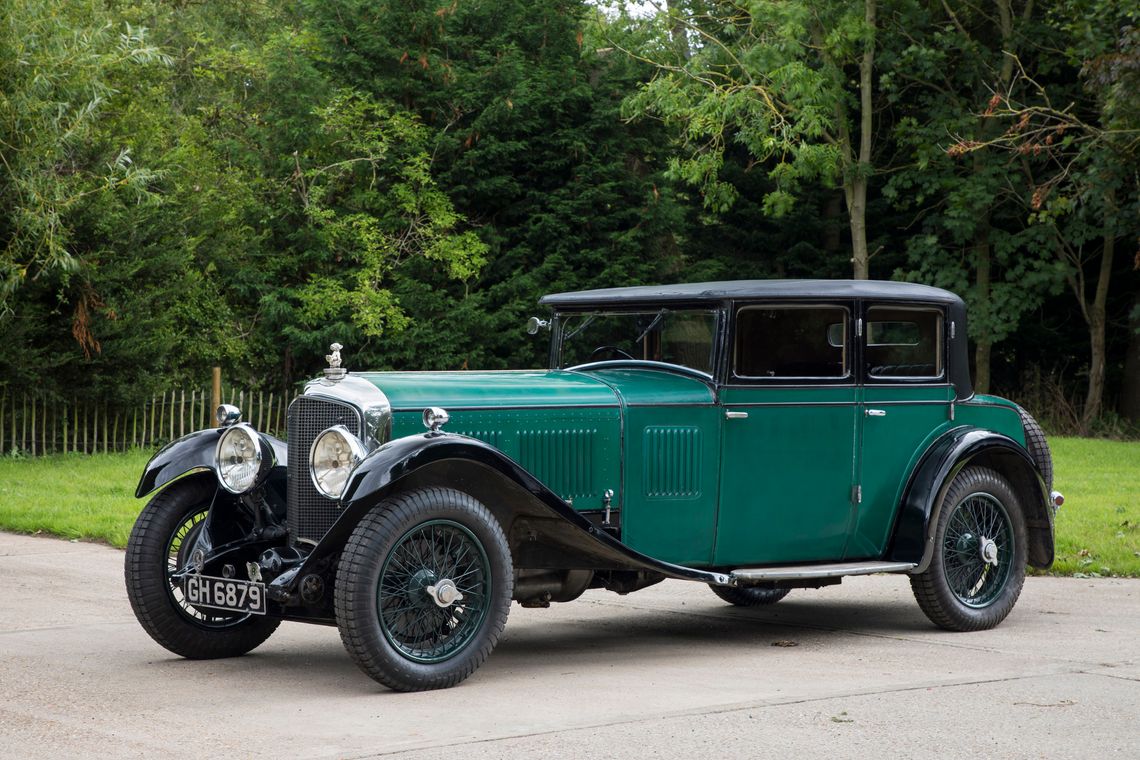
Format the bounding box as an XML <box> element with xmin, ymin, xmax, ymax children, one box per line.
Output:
<box><xmin>889</xmin><ymin>427</ymin><xmax>1054</xmax><ymax>571</ymax></box>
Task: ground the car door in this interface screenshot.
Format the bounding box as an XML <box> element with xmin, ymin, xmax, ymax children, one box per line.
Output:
<box><xmin>850</xmin><ymin>303</ymin><xmax>954</xmax><ymax>559</ymax></box>
<box><xmin>714</xmin><ymin>302</ymin><xmax>858</xmax><ymax>566</ymax></box>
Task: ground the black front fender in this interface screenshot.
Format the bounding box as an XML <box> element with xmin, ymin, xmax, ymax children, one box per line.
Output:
<box><xmin>888</xmin><ymin>426</ymin><xmax>1053</xmax><ymax>571</ymax></box>
<box><xmin>270</xmin><ymin>432</ymin><xmax>731</xmax><ymax>598</ymax></box>
<box><xmin>136</xmin><ymin>428</ymin><xmax>287</xmax><ymax>498</ymax></box>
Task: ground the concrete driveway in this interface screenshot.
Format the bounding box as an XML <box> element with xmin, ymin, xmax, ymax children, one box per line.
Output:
<box><xmin>1</xmin><ymin>531</ymin><xmax>1137</xmax><ymax>759</ymax></box>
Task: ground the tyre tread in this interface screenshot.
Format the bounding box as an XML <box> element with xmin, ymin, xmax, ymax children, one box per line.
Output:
<box><xmin>124</xmin><ymin>476</ymin><xmax>279</xmax><ymax>659</ymax></box>
<box><xmin>334</xmin><ymin>487</ymin><xmax>512</xmax><ymax>691</ymax></box>
<box><xmin>909</xmin><ymin>466</ymin><xmax>1027</xmax><ymax>632</ymax></box>
<box><xmin>1015</xmin><ymin>405</ymin><xmax>1053</xmax><ymax>491</ymax></box>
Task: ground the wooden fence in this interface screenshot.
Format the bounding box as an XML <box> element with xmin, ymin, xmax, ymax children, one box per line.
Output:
<box><xmin>0</xmin><ymin>388</ymin><xmax>290</xmax><ymax>456</ymax></box>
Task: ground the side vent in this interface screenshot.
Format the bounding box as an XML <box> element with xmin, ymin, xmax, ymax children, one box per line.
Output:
<box><xmin>643</xmin><ymin>426</ymin><xmax>701</xmax><ymax>498</ymax></box>
<box><xmin>518</xmin><ymin>429</ymin><xmax>597</xmax><ymax>501</ymax></box>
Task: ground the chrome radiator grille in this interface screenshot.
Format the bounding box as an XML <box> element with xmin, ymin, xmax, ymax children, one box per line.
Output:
<box><xmin>287</xmin><ymin>395</ymin><xmax>362</xmax><ymax>544</ymax></box>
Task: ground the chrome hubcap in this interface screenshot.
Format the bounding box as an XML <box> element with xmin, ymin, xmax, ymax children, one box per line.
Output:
<box><xmin>979</xmin><ymin>537</ymin><xmax>999</xmax><ymax>567</ymax></box>
<box><xmin>427</xmin><ymin>578</ymin><xmax>464</xmax><ymax>608</ymax></box>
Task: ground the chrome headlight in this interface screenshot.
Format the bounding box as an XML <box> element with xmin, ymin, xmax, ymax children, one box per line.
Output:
<box><xmin>309</xmin><ymin>425</ymin><xmax>367</xmax><ymax>499</ymax></box>
<box><xmin>215</xmin><ymin>424</ymin><xmax>263</xmax><ymax>494</ymax></box>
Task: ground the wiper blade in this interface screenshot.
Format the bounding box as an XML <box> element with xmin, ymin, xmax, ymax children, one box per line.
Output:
<box><xmin>633</xmin><ymin>309</ymin><xmax>666</xmax><ymax>346</ymax></box>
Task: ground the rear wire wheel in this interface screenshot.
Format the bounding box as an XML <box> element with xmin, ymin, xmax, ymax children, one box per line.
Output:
<box><xmin>708</xmin><ymin>585</ymin><xmax>790</xmax><ymax>607</ymax></box>
<box><xmin>910</xmin><ymin>466</ymin><xmax>1027</xmax><ymax>631</ymax></box>
<box><xmin>335</xmin><ymin>488</ymin><xmax>512</xmax><ymax>691</ymax></box>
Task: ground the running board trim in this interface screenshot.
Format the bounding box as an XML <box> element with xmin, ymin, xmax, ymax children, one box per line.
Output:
<box><xmin>730</xmin><ymin>561</ymin><xmax>916</xmax><ymax>584</ymax></box>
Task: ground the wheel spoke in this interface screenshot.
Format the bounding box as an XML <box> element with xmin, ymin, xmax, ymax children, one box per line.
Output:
<box><xmin>940</xmin><ymin>492</ymin><xmax>1014</xmax><ymax>608</ymax></box>
<box><xmin>376</xmin><ymin>519</ymin><xmax>492</xmax><ymax>663</ymax></box>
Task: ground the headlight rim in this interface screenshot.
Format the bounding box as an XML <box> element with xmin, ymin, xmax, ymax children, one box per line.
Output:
<box><xmin>308</xmin><ymin>424</ymin><xmax>367</xmax><ymax>500</ymax></box>
<box><xmin>214</xmin><ymin>422</ymin><xmax>265</xmax><ymax>495</ymax></box>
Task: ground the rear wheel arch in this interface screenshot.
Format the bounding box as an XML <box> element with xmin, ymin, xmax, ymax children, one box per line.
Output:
<box><xmin>889</xmin><ymin>429</ymin><xmax>1053</xmax><ymax>571</ymax></box>
<box><xmin>961</xmin><ymin>447</ymin><xmax>1053</xmax><ymax>569</ymax></box>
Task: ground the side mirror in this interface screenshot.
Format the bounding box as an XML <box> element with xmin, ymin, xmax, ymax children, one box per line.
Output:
<box><xmin>526</xmin><ymin>317</ymin><xmax>550</xmax><ymax>335</ymax></box>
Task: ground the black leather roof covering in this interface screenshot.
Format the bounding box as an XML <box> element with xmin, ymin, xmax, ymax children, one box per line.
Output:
<box><xmin>540</xmin><ymin>279</ymin><xmax>963</xmax><ymax>308</ymax></box>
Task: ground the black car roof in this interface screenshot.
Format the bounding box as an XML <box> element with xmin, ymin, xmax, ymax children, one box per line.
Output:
<box><xmin>540</xmin><ymin>279</ymin><xmax>963</xmax><ymax>308</ymax></box>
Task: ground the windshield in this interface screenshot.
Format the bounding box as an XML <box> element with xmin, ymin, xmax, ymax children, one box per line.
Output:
<box><xmin>557</xmin><ymin>309</ymin><xmax>718</xmax><ymax>375</ymax></box>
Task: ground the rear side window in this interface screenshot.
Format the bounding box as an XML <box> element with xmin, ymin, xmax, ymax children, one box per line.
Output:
<box><xmin>865</xmin><ymin>306</ymin><xmax>943</xmax><ymax>379</ymax></box>
<box><xmin>734</xmin><ymin>306</ymin><xmax>849</xmax><ymax>379</ymax></box>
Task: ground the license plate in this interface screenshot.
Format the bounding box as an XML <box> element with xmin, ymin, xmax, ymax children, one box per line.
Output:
<box><xmin>183</xmin><ymin>575</ymin><xmax>267</xmax><ymax>615</ymax></box>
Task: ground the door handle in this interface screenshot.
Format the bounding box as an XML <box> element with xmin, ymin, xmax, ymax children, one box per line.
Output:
<box><xmin>725</xmin><ymin>411</ymin><xmax>749</xmax><ymax>420</ymax></box>
<box><xmin>865</xmin><ymin>408</ymin><xmax>887</xmax><ymax>417</ymax></box>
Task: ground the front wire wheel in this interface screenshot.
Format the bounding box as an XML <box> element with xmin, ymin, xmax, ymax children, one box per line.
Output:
<box><xmin>335</xmin><ymin>488</ymin><xmax>513</xmax><ymax>691</ymax></box>
<box><xmin>124</xmin><ymin>475</ymin><xmax>279</xmax><ymax>658</ymax></box>
<box><xmin>911</xmin><ymin>466</ymin><xmax>1027</xmax><ymax>631</ymax></box>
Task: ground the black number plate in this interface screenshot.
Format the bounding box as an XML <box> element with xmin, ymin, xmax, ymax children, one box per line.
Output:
<box><xmin>183</xmin><ymin>575</ymin><xmax>267</xmax><ymax>615</ymax></box>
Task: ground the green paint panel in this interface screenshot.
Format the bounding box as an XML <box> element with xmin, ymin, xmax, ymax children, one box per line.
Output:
<box><xmin>391</xmin><ymin>407</ymin><xmax>621</xmax><ymax>510</ymax></box>
<box><xmin>957</xmin><ymin>396</ymin><xmax>1025</xmax><ymax>444</ymax></box>
<box><xmin>713</xmin><ymin>385</ymin><xmax>857</xmax><ymax>565</ymax></box>
<box><xmin>622</xmin><ymin>405</ymin><xmax>721</xmax><ymax>565</ymax></box>
<box><xmin>853</xmin><ymin>384</ymin><xmax>955</xmax><ymax>558</ymax></box>
<box><xmin>586</xmin><ymin>368</ymin><xmax>716</xmax><ymax>405</ymax></box>
<box><xmin>357</xmin><ymin>370</ymin><xmax>619</xmax><ymax>410</ymax></box>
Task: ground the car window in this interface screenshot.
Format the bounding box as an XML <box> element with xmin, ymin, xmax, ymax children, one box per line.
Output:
<box><xmin>865</xmin><ymin>306</ymin><xmax>943</xmax><ymax>379</ymax></box>
<box><xmin>558</xmin><ymin>309</ymin><xmax>718</xmax><ymax>374</ymax></box>
<box><xmin>734</xmin><ymin>306</ymin><xmax>849</xmax><ymax>379</ymax></box>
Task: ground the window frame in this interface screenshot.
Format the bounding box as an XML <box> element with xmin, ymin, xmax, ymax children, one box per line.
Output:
<box><xmin>727</xmin><ymin>302</ymin><xmax>855</xmax><ymax>385</ymax></box>
<box><xmin>551</xmin><ymin>306</ymin><xmax>724</xmax><ymax>377</ymax></box>
<box><xmin>862</xmin><ymin>303</ymin><xmax>948</xmax><ymax>384</ymax></box>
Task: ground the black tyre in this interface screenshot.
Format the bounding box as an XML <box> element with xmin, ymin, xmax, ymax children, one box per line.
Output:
<box><xmin>124</xmin><ymin>476</ymin><xmax>280</xmax><ymax>658</ymax></box>
<box><xmin>334</xmin><ymin>487</ymin><xmax>513</xmax><ymax>691</ymax></box>
<box><xmin>709</xmin><ymin>585</ymin><xmax>791</xmax><ymax>607</ymax></box>
<box><xmin>1015</xmin><ymin>405</ymin><xmax>1053</xmax><ymax>490</ymax></box>
<box><xmin>910</xmin><ymin>466</ymin><xmax>1027</xmax><ymax>631</ymax></box>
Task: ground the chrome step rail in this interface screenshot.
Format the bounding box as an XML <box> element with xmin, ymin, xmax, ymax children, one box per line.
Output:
<box><xmin>729</xmin><ymin>561</ymin><xmax>916</xmax><ymax>584</ymax></box>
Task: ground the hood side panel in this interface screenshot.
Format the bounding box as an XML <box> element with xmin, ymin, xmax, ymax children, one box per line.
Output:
<box><xmin>391</xmin><ymin>407</ymin><xmax>622</xmax><ymax>511</ymax></box>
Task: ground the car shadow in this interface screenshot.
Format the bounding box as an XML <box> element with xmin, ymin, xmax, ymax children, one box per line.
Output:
<box><xmin>143</xmin><ymin>594</ymin><xmax>940</xmax><ymax>696</ymax></box>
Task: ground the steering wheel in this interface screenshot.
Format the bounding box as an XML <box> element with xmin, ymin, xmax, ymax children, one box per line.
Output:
<box><xmin>588</xmin><ymin>345</ymin><xmax>635</xmax><ymax>361</ymax></box>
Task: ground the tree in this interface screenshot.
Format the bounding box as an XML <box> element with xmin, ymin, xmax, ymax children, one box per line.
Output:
<box><xmin>619</xmin><ymin>0</ymin><xmax>882</xmax><ymax>278</ymax></box>
<box><xmin>881</xmin><ymin>0</ymin><xmax>1069</xmax><ymax>393</ymax></box>
<box><xmin>946</xmin><ymin>1</ymin><xmax>1139</xmax><ymax>426</ymax></box>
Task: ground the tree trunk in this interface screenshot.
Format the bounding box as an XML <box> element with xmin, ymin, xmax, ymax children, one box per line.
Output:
<box><xmin>1080</xmin><ymin>221</ymin><xmax>1115</xmax><ymax>432</ymax></box>
<box><xmin>845</xmin><ymin>0</ymin><xmax>875</xmax><ymax>280</ymax></box>
<box><xmin>665</xmin><ymin>0</ymin><xmax>690</xmax><ymax>60</ymax></box>
<box><xmin>846</xmin><ymin>178</ymin><xmax>870</xmax><ymax>279</ymax></box>
<box><xmin>1122</xmin><ymin>290</ymin><xmax>1140</xmax><ymax>424</ymax></box>
<box><xmin>974</xmin><ymin>219</ymin><xmax>993</xmax><ymax>394</ymax></box>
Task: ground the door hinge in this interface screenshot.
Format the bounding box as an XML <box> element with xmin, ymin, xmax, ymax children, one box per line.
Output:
<box><xmin>856</xmin><ymin>318</ymin><xmax>863</xmax><ymax>337</ymax></box>
<box><xmin>852</xmin><ymin>485</ymin><xmax>862</xmax><ymax>504</ymax></box>
<box><xmin>949</xmin><ymin>401</ymin><xmax>955</xmax><ymax>421</ymax></box>
<box><xmin>950</xmin><ymin>321</ymin><xmax>956</xmax><ymax>339</ymax></box>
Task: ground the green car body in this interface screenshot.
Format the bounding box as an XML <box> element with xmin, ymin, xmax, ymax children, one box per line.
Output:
<box><xmin>127</xmin><ymin>280</ymin><xmax>1060</xmax><ymax>691</ymax></box>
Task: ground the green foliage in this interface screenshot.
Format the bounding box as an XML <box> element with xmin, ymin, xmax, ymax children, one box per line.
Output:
<box><xmin>624</xmin><ymin>1</ymin><xmax>861</xmax><ymax>216</ymax></box>
<box><xmin>0</xmin><ymin>0</ymin><xmax>170</xmax><ymax>303</ymax></box>
<box><xmin>298</xmin><ymin>90</ymin><xmax>487</xmax><ymax>339</ymax></box>
<box><xmin>0</xmin><ymin>0</ymin><xmax>1135</xmax><ymax>431</ymax></box>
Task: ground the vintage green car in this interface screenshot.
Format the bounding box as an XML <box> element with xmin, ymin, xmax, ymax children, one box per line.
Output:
<box><xmin>125</xmin><ymin>280</ymin><xmax>1062</xmax><ymax>691</ymax></box>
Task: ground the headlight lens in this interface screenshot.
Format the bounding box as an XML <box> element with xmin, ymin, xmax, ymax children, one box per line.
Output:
<box><xmin>309</xmin><ymin>425</ymin><xmax>366</xmax><ymax>500</ymax></box>
<box><xmin>215</xmin><ymin>424</ymin><xmax>262</xmax><ymax>494</ymax></box>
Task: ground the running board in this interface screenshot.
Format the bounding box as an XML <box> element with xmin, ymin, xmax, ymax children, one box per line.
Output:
<box><xmin>730</xmin><ymin>561</ymin><xmax>916</xmax><ymax>584</ymax></box>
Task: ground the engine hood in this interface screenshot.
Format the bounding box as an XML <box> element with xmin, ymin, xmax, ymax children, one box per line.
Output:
<box><xmin>353</xmin><ymin>370</ymin><xmax>619</xmax><ymax>411</ymax></box>
<box><xmin>351</xmin><ymin>366</ymin><xmax>715</xmax><ymax>411</ymax></box>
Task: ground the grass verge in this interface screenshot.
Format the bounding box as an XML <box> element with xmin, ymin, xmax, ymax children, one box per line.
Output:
<box><xmin>0</xmin><ymin>450</ymin><xmax>151</xmax><ymax>548</ymax></box>
<box><xmin>1048</xmin><ymin>437</ymin><xmax>1139</xmax><ymax>577</ymax></box>
<box><xmin>0</xmin><ymin>439</ymin><xmax>1136</xmax><ymax>576</ymax></box>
